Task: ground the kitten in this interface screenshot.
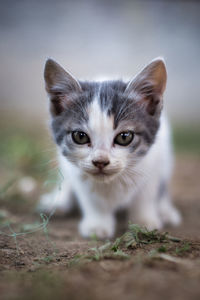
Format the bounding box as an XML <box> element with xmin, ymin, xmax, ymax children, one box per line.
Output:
<box><xmin>39</xmin><ymin>58</ymin><xmax>181</xmax><ymax>238</ymax></box>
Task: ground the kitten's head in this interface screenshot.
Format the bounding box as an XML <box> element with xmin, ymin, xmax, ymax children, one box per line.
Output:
<box><xmin>44</xmin><ymin>58</ymin><xmax>167</xmax><ymax>183</ymax></box>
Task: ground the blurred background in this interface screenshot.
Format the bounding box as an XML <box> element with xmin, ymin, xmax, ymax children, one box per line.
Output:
<box><xmin>0</xmin><ymin>0</ymin><xmax>200</xmax><ymax>215</ymax></box>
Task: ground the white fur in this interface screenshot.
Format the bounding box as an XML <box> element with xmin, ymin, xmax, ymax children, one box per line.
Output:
<box><xmin>39</xmin><ymin>99</ymin><xmax>181</xmax><ymax>238</ymax></box>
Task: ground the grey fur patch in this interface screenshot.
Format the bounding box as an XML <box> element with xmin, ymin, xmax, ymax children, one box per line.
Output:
<box><xmin>98</xmin><ymin>80</ymin><xmax>127</xmax><ymax>114</ymax></box>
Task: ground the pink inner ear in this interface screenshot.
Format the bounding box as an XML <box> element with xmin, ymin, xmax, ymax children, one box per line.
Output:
<box><xmin>59</xmin><ymin>94</ymin><xmax>74</xmax><ymax>107</ymax></box>
<box><xmin>145</xmin><ymin>95</ymin><xmax>162</xmax><ymax>116</ymax></box>
<box><xmin>136</xmin><ymin>84</ymin><xmax>163</xmax><ymax>116</ymax></box>
<box><xmin>126</xmin><ymin>76</ymin><xmax>164</xmax><ymax>116</ymax></box>
<box><xmin>50</xmin><ymin>94</ymin><xmax>74</xmax><ymax>116</ymax></box>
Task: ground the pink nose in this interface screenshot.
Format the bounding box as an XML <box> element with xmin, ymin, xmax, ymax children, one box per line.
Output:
<box><xmin>92</xmin><ymin>160</ymin><xmax>110</xmax><ymax>169</ymax></box>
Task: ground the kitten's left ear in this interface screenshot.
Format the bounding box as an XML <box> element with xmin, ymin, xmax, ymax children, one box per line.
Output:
<box><xmin>44</xmin><ymin>59</ymin><xmax>82</xmax><ymax>116</ymax></box>
<box><xmin>125</xmin><ymin>58</ymin><xmax>167</xmax><ymax>115</ymax></box>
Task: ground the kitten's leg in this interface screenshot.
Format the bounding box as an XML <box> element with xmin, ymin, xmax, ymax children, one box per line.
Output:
<box><xmin>130</xmin><ymin>180</ymin><xmax>163</xmax><ymax>230</ymax></box>
<box><xmin>37</xmin><ymin>180</ymin><xmax>74</xmax><ymax>215</ymax></box>
<box><xmin>77</xmin><ymin>194</ymin><xmax>115</xmax><ymax>239</ymax></box>
<box><xmin>158</xmin><ymin>188</ymin><xmax>182</xmax><ymax>226</ymax></box>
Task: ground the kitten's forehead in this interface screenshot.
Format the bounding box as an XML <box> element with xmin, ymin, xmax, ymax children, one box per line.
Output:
<box><xmin>80</xmin><ymin>80</ymin><xmax>126</xmax><ymax>115</ymax></box>
<box><xmin>88</xmin><ymin>98</ymin><xmax>114</xmax><ymax>147</ymax></box>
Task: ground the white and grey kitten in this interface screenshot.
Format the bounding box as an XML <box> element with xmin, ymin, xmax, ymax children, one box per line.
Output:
<box><xmin>39</xmin><ymin>58</ymin><xmax>181</xmax><ymax>238</ymax></box>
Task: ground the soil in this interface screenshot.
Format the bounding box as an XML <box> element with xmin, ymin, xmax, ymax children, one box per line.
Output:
<box><xmin>0</xmin><ymin>154</ymin><xmax>200</xmax><ymax>300</ymax></box>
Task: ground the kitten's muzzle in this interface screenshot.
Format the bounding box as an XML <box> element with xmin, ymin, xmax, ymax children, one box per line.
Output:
<box><xmin>92</xmin><ymin>159</ymin><xmax>110</xmax><ymax>170</ymax></box>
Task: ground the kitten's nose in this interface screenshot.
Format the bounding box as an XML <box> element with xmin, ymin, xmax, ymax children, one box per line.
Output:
<box><xmin>92</xmin><ymin>159</ymin><xmax>110</xmax><ymax>170</ymax></box>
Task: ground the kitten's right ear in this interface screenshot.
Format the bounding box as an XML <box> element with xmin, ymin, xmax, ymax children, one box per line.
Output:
<box><xmin>124</xmin><ymin>58</ymin><xmax>167</xmax><ymax>116</ymax></box>
<box><xmin>44</xmin><ymin>59</ymin><xmax>82</xmax><ymax>116</ymax></box>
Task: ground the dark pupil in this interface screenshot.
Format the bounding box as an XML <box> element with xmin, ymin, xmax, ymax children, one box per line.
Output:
<box><xmin>79</xmin><ymin>132</ymin><xmax>85</xmax><ymax>139</ymax></box>
<box><xmin>121</xmin><ymin>133</ymin><xmax>129</xmax><ymax>140</ymax></box>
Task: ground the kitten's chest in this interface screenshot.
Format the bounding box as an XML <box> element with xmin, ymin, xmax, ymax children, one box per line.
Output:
<box><xmin>76</xmin><ymin>175</ymin><xmax>138</xmax><ymax>209</ymax></box>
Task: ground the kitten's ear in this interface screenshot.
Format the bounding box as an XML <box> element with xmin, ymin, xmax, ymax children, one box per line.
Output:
<box><xmin>125</xmin><ymin>58</ymin><xmax>167</xmax><ymax>116</ymax></box>
<box><xmin>44</xmin><ymin>59</ymin><xmax>82</xmax><ymax>116</ymax></box>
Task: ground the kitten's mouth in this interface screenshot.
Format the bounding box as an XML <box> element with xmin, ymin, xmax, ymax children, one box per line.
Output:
<box><xmin>86</xmin><ymin>169</ymin><xmax>118</xmax><ymax>180</ymax></box>
<box><xmin>93</xmin><ymin>171</ymin><xmax>111</xmax><ymax>177</ymax></box>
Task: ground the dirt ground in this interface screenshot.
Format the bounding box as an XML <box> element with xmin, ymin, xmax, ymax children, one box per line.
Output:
<box><xmin>0</xmin><ymin>154</ymin><xmax>200</xmax><ymax>300</ymax></box>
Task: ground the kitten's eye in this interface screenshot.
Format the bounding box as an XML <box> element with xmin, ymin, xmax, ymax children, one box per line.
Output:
<box><xmin>72</xmin><ymin>131</ymin><xmax>90</xmax><ymax>145</ymax></box>
<box><xmin>114</xmin><ymin>131</ymin><xmax>134</xmax><ymax>146</ymax></box>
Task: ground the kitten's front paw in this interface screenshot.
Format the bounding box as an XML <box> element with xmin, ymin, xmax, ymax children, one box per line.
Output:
<box><xmin>135</xmin><ymin>215</ymin><xmax>163</xmax><ymax>231</ymax></box>
<box><xmin>79</xmin><ymin>215</ymin><xmax>115</xmax><ymax>239</ymax></box>
<box><xmin>160</xmin><ymin>205</ymin><xmax>182</xmax><ymax>227</ymax></box>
